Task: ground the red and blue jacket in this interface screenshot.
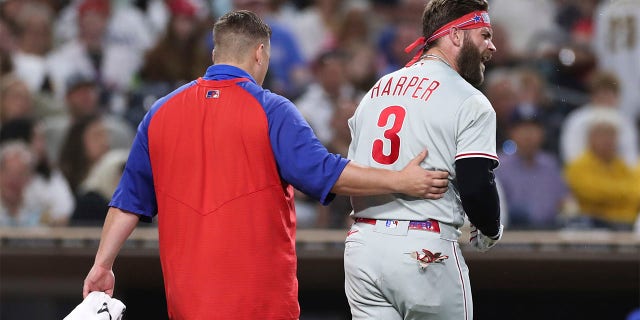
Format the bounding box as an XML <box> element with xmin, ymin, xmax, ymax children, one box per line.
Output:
<box><xmin>110</xmin><ymin>64</ymin><xmax>349</xmax><ymax>319</ymax></box>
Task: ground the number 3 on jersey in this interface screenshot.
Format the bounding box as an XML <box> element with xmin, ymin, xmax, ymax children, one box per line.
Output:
<box><xmin>372</xmin><ymin>105</ymin><xmax>406</xmax><ymax>164</ymax></box>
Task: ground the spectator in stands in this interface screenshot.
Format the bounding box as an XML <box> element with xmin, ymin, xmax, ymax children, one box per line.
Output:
<box><xmin>511</xmin><ymin>67</ymin><xmax>566</xmax><ymax>156</ymax></box>
<box><xmin>334</xmin><ymin>3</ymin><xmax>372</xmax><ymax>49</ymax></box>
<box><xmin>53</xmin><ymin>0</ymin><xmax>155</xmax><ymax>52</ymax></box>
<box><xmin>0</xmin><ymin>118</ymin><xmax>74</xmax><ymax>226</ymax></box>
<box><xmin>11</xmin><ymin>2</ymin><xmax>55</xmax><ymax>95</ymax></box>
<box><xmin>483</xmin><ymin>68</ymin><xmax>519</xmax><ymax>150</ymax></box>
<box><xmin>376</xmin><ymin>20</ymin><xmax>421</xmax><ymax>77</ymax></box>
<box><xmin>140</xmin><ymin>0</ymin><xmax>211</xmax><ymax>92</ymax></box>
<box><xmin>270</xmin><ymin>0</ymin><xmax>340</xmax><ymax>62</ymax></box>
<box><xmin>0</xmin><ymin>0</ymin><xmax>25</xmax><ymax>26</ymax></box>
<box><xmin>0</xmin><ymin>141</ymin><xmax>44</xmax><ymax>227</ymax></box>
<box><xmin>495</xmin><ymin>107</ymin><xmax>571</xmax><ymax>230</ymax></box>
<box><xmin>294</xmin><ymin>93</ymin><xmax>361</xmax><ymax>229</ymax></box>
<box><xmin>330</xmin><ymin>3</ymin><xmax>379</xmax><ymax>92</ymax></box>
<box><xmin>295</xmin><ymin>49</ymin><xmax>357</xmax><ymax>145</ymax></box>
<box><xmin>564</xmin><ymin>109</ymin><xmax>640</xmax><ymax>230</ymax></box>
<box><xmin>58</xmin><ymin>114</ymin><xmax>110</xmax><ymax>194</ymax></box>
<box><xmin>43</xmin><ymin>73</ymin><xmax>134</xmax><ymax>164</ymax></box>
<box><xmin>71</xmin><ymin>148</ymin><xmax>128</xmax><ymax>226</ymax></box>
<box><xmin>483</xmin><ymin>22</ymin><xmax>518</xmax><ymax>70</ymax></box>
<box><xmin>593</xmin><ymin>0</ymin><xmax>640</xmax><ymax>123</ymax></box>
<box><xmin>560</xmin><ymin>69</ymin><xmax>638</xmax><ymax>167</ymax></box>
<box><xmin>489</xmin><ymin>0</ymin><xmax>560</xmax><ymax>62</ymax></box>
<box><xmin>342</xmin><ymin>41</ymin><xmax>378</xmax><ymax>92</ymax></box>
<box><xmin>131</xmin><ymin>0</ymin><xmax>174</xmax><ymax>43</ymax></box>
<box><xmin>556</xmin><ymin>0</ymin><xmax>598</xmax><ymax>46</ymax></box>
<box><xmin>0</xmin><ymin>74</ymin><xmax>33</xmax><ymax>126</ymax></box>
<box><xmin>375</xmin><ymin>0</ymin><xmax>462</xmax><ymax>74</ymax></box>
<box><xmin>294</xmin><ymin>49</ymin><xmax>358</xmax><ymax>227</ymax></box>
<box><xmin>232</xmin><ymin>0</ymin><xmax>310</xmax><ymax>98</ymax></box>
<box><xmin>47</xmin><ymin>0</ymin><xmax>145</xmax><ymax>109</ymax></box>
<box><xmin>0</xmin><ymin>16</ymin><xmax>15</xmax><ymax>77</ymax></box>
<box><xmin>0</xmin><ymin>14</ymin><xmax>16</xmax><ymax>55</ymax></box>
<box><xmin>321</xmin><ymin>96</ymin><xmax>360</xmax><ymax>228</ymax></box>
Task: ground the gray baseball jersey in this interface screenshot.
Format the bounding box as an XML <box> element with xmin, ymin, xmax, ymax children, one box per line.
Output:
<box><xmin>348</xmin><ymin>59</ymin><xmax>498</xmax><ymax>230</ymax></box>
<box><xmin>344</xmin><ymin>58</ymin><xmax>499</xmax><ymax>320</ymax></box>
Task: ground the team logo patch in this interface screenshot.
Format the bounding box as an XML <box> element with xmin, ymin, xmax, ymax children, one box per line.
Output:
<box><xmin>206</xmin><ymin>90</ymin><xmax>220</xmax><ymax>99</ymax></box>
<box><xmin>406</xmin><ymin>249</ymin><xmax>448</xmax><ymax>270</ymax></box>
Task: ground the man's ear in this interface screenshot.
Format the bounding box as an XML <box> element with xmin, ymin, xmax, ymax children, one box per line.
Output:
<box><xmin>449</xmin><ymin>27</ymin><xmax>463</xmax><ymax>47</ymax></box>
<box><xmin>256</xmin><ymin>43</ymin><xmax>265</xmax><ymax>65</ymax></box>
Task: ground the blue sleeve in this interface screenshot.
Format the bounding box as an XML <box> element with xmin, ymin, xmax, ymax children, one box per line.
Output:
<box><xmin>109</xmin><ymin>106</ymin><xmax>158</xmax><ymax>222</ymax></box>
<box><xmin>109</xmin><ymin>81</ymin><xmax>195</xmax><ymax>220</ymax></box>
<box><xmin>247</xmin><ymin>85</ymin><xmax>349</xmax><ymax>205</ymax></box>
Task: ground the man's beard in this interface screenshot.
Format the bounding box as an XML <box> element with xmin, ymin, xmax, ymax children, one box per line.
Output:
<box><xmin>457</xmin><ymin>35</ymin><xmax>485</xmax><ymax>87</ymax></box>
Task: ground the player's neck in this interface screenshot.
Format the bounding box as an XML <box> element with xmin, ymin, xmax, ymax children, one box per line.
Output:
<box><xmin>423</xmin><ymin>48</ymin><xmax>456</xmax><ymax>71</ymax></box>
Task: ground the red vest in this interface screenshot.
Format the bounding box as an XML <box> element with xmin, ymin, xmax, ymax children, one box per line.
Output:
<box><xmin>148</xmin><ymin>78</ymin><xmax>298</xmax><ymax>319</ymax></box>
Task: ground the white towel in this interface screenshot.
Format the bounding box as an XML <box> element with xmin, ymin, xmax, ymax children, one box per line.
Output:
<box><xmin>64</xmin><ymin>291</ymin><xmax>126</xmax><ymax>320</ymax></box>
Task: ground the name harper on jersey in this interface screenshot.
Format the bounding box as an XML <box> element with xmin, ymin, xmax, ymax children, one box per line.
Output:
<box><xmin>370</xmin><ymin>76</ymin><xmax>440</xmax><ymax>102</ymax></box>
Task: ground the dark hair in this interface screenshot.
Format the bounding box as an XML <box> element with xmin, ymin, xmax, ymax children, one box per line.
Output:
<box><xmin>422</xmin><ymin>0</ymin><xmax>489</xmax><ymax>48</ymax></box>
<box><xmin>212</xmin><ymin>10</ymin><xmax>271</xmax><ymax>61</ymax></box>
<box><xmin>311</xmin><ymin>49</ymin><xmax>347</xmax><ymax>73</ymax></box>
<box><xmin>59</xmin><ymin>114</ymin><xmax>102</xmax><ymax>193</ymax></box>
<box><xmin>0</xmin><ymin>117</ymin><xmax>34</xmax><ymax>143</ymax></box>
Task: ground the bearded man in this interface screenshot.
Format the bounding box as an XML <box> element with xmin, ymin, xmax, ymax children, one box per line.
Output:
<box><xmin>344</xmin><ymin>0</ymin><xmax>503</xmax><ymax>319</ymax></box>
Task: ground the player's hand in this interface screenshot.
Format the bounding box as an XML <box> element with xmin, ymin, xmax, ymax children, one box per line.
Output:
<box><xmin>83</xmin><ymin>264</ymin><xmax>115</xmax><ymax>298</ymax></box>
<box><xmin>399</xmin><ymin>150</ymin><xmax>449</xmax><ymax>199</ymax></box>
<box><xmin>470</xmin><ymin>224</ymin><xmax>503</xmax><ymax>252</ymax></box>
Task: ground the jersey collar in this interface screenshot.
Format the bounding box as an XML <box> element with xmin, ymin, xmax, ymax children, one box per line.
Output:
<box><xmin>202</xmin><ymin>64</ymin><xmax>257</xmax><ymax>84</ymax></box>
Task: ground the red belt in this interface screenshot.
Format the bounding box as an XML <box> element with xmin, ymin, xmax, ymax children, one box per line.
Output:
<box><xmin>355</xmin><ymin>218</ymin><xmax>440</xmax><ymax>233</ymax></box>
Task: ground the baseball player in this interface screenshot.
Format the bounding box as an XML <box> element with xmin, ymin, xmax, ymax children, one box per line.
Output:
<box><xmin>344</xmin><ymin>1</ymin><xmax>503</xmax><ymax>319</ymax></box>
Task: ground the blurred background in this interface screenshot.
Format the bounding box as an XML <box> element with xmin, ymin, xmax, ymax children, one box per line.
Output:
<box><xmin>0</xmin><ymin>0</ymin><xmax>638</xmax><ymax>319</ymax></box>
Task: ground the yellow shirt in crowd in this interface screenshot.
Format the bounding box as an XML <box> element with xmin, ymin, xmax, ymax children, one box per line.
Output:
<box><xmin>564</xmin><ymin>151</ymin><xmax>640</xmax><ymax>225</ymax></box>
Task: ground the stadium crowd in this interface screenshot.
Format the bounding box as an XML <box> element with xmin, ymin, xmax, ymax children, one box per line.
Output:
<box><xmin>0</xmin><ymin>0</ymin><xmax>639</xmax><ymax>232</ymax></box>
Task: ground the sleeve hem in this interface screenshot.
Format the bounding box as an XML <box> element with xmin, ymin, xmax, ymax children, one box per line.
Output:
<box><xmin>108</xmin><ymin>202</ymin><xmax>155</xmax><ymax>223</ymax></box>
<box><xmin>318</xmin><ymin>158</ymin><xmax>350</xmax><ymax>205</ymax></box>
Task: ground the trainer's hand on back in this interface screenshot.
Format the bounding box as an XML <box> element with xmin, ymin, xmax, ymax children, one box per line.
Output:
<box><xmin>399</xmin><ymin>150</ymin><xmax>449</xmax><ymax>199</ymax></box>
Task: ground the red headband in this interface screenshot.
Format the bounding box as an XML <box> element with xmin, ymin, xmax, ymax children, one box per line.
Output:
<box><xmin>404</xmin><ymin>11</ymin><xmax>491</xmax><ymax>67</ymax></box>
<box><xmin>426</xmin><ymin>11</ymin><xmax>491</xmax><ymax>43</ymax></box>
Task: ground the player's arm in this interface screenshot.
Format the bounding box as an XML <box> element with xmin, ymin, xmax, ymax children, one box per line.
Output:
<box><xmin>455</xmin><ymin>157</ymin><xmax>501</xmax><ymax>237</ymax></box>
<box><xmin>262</xmin><ymin>95</ymin><xmax>448</xmax><ymax>204</ymax></box>
<box><xmin>456</xmin><ymin>157</ymin><xmax>503</xmax><ymax>252</ymax></box>
<box><xmin>331</xmin><ymin>150</ymin><xmax>449</xmax><ymax>199</ymax></box>
<box><xmin>83</xmin><ymin>207</ymin><xmax>139</xmax><ymax>298</ymax></box>
<box><xmin>454</xmin><ymin>95</ymin><xmax>502</xmax><ymax>251</ymax></box>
